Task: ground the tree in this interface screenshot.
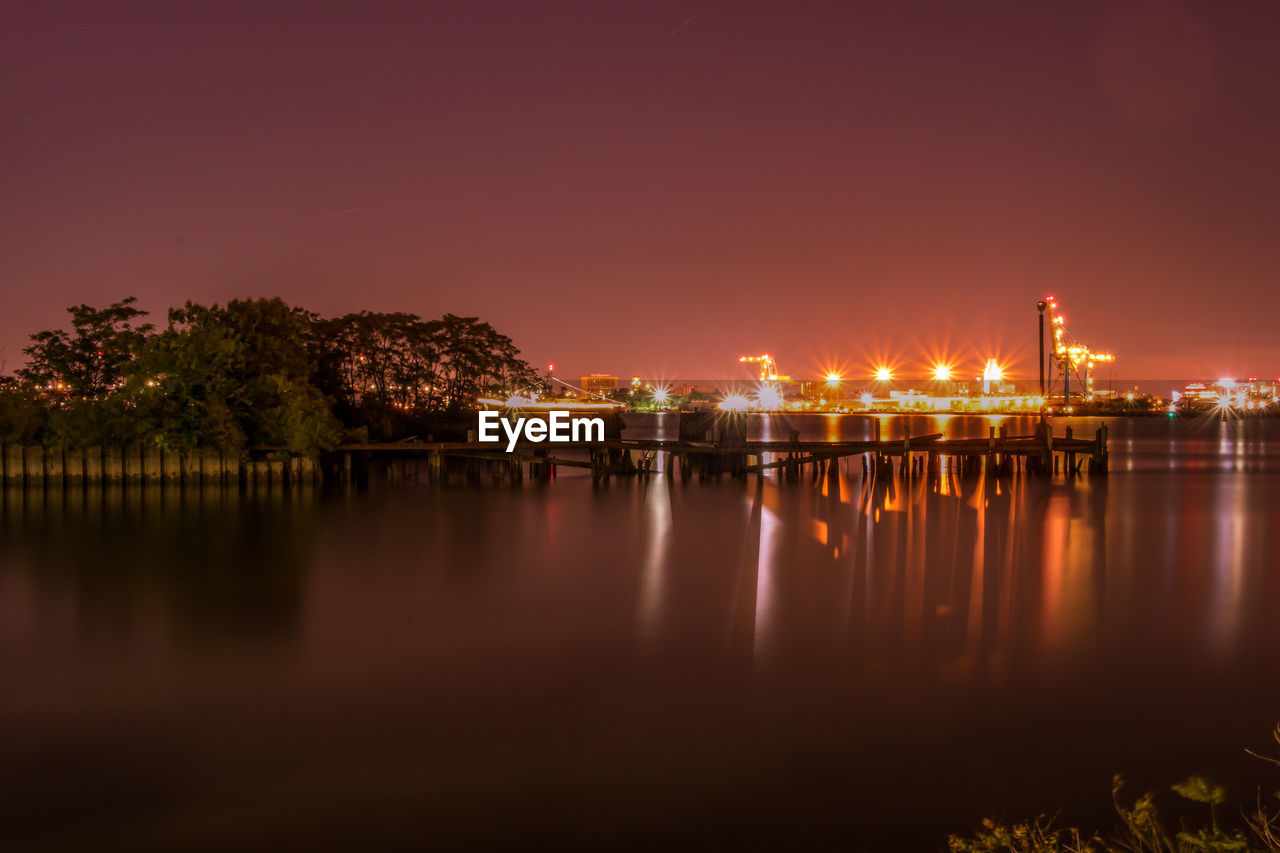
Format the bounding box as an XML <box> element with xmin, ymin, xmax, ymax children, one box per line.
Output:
<box><xmin>314</xmin><ymin>311</ymin><xmax>441</xmax><ymax>412</ymax></box>
<box><xmin>313</xmin><ymin>311</ymin><xmax>536</xmax><ymax>417</ymax></box>
<box><xmin>132</xmin><ymin>299</ymin><xmax>340</xmax><ymax>453</ymax></box>
<box><xmin>434</xmin><ymin>314</ymin><xmax>537</xmax><ymax>410</ymax></box>
<box><xmin>0</xmin><ymin>389</ymin><xmax>48</xmax><ymax>444</ymax></box>
<box><xmin>18</xmin><ymin>298</ymin><xmax>153</xmax><ymax>397</ymax></box>
<box><xmin>5</xmin><ymin>296</ymin><xmax>537</xmax><ymax>448</ymax></box>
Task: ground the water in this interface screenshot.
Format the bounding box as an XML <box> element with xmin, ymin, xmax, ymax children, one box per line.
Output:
<box><xmin>3</xmin><ymin>414</ymin><xmax>1279</xmax><ymax>851</ymax></box>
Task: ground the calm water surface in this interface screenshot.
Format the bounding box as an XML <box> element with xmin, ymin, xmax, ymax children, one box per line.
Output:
<box><xmin>3</xmin><ymin>414</ymin><xmax>1280</xmax><ymax>851</ymax></box>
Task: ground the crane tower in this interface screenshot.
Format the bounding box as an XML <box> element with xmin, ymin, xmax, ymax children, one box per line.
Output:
<box><xmin>1039</xmin><ymin>295</ymin><xmax>1114</xmax><ymax>405</ymax></box>
<box><xmin>739</xmin><ymin>354</ymin><xmax>787</xmax><ymax>383</ymax></box>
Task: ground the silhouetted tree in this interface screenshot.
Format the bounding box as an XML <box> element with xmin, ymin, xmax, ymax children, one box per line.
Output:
<box><xmin>434</xmin><ymin>313</ymin><xmax>538</xmax><ymax>410</ymax></box>
<box><xmin>18</xmin><ymin>298</ymin><xmax>153</xmax><ymax>397</ymax></box>
<box><xmin>132</xmin><ymin>299</ymin><xmax>340</xmax><ymax>453</ymax></box>
<box><xmin>0</xmin><ymin>389</ymin><xmax>48</xmax><ymax>444</ymax></box>
<box><xmin>314</xmin><ymin>311</ymin><xmax>536</xmax><ymax>416</ymax></box>
<box><xmin>4</xmin><ymin>296</ymin><xmax>536</xmax><ymax>448</ymax></box>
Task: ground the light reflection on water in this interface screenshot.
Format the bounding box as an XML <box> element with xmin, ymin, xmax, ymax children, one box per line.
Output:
<box><xmin>2</xmin><ymin>414</ymin><xmax>1280</xmax><ymax>850</ymax></box>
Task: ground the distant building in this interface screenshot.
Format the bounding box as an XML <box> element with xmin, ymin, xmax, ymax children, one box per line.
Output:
<box><xmin>1181</xmin><ymin>383</ymin><xmax>1219</xmax><ymax>403</ymax></box>
<box><xmin>580</xmin><ymin>374</ymin><xmax>618</xmax><ymax>399</ymax></box>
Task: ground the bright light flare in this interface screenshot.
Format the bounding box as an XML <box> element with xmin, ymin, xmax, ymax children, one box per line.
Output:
<box><xmin>982</xmin><ymin>359</ymin><xmax>1003</xmax><ymax>383</ymax></box>
<box><xmin>1211</xmin><ymin>394</ymin><xmax>1238</xmax><ymax>419</ymax></box>
<box><xmin>859</xmin><ymin>391</ymin><xmax>875</xmax><ymax>408</ymax></box>
<box><xmin>755</xmin><ymin>386</ymin><xmax>784</xmax><ymax>410</ymax></box>
<box><xmin>651</xmin><ymin>385</ymin><xmax>671</xmax><ymax>406</ymax></box>
<box><xmin>824</xmin><ymin>371</ymin><xmax>842</xmax><ymax>387</ymax></box>
<box><xmin>874</xmin><ymin>366</ymin><xmax>893</xmax><ymax>382</ymax></box>
<box><xmin>718</xmin><ymin>393</ymin><xmax>751</xmax><ymax>412</ymax></box>
<box><xmin>932</xmin><ymin>363</ymin><xmax>953</xmax><ymax>381</ymax></box>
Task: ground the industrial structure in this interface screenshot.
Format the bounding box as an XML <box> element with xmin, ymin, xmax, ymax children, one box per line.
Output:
<box><xmin>739</xmin><ymin>354</ymin><xmax>789</xmax><ymax>383</ymax></box>
<box><xmin>1037</xmin><ymin>295</ymin><xmax>1114</xmax><ymax>406</ymax></box>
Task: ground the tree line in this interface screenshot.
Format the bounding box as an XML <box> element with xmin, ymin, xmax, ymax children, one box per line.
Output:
<box><xmin>0</xmin><ymin>297</ymin><xmax>540</xmax><ymax>453</ymax></box>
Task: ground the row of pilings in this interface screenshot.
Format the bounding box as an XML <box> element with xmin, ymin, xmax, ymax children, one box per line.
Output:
<box><xmin>331</xmin><ymin>425</ymin><xmax>1108</xmax><ymax>490</ymax></box>
<box><xmin>1</xmin><ymin>444</ymin><xmax>320</xmax><ymax>488</ymax></box>
<box><xmin>0</xmin><ymin>424</ymin><xmax>1105</xmax><ymax>491</ymax></box>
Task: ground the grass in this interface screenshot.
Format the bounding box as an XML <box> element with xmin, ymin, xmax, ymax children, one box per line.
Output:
<box><xmin>949</xmin><ymin>725</ymin><xmax>1280</xmax><ymax>853</ymax></box>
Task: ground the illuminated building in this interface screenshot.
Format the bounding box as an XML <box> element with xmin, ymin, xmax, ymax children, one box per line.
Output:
<box><xmin>580</xmin><ymin>374</ymin><xmax>618</xmax><ymax>398</ymax></box>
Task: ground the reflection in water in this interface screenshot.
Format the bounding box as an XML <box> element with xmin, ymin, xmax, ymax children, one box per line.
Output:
<box><xmin>634</xmin><ymin>477</ymin><xmax>672</xmax><ymax>652</ymax></box>
<box><xmin>617</xmin><ymin>440</ymin><xmax>1141</xmax><ymax>692</ymax></box>
<box><xmin>1210</xmin><ymin>477</ymin><xmax>1246</xmax><ymax>656</ymax></box>
<box><xmin>2</xmin><ymin>415</ymin><xmax>1280</xmax><ymax>850</ymax></box>
<box><xmin>1</xmin><ymin>486</ymin><xmax>315</xmax><ymax>648</ymax></box>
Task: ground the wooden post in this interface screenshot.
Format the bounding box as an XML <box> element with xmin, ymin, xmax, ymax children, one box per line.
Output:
<box><xmin>139</xmin><ymin>446</ymin><xmax>158</xmax><ymax>484</ymax></box>
<box><xmin>1064</xmin><ymin>426</ymin><xmax>1075</xmax><ymax>478</ymax></box>
<box><xmin>181</xmin><ymin>451</ymin><xmax>202</xmax><ymax>486</ymax></box>
<box><xmin>3</xmin><ymin>445</ymin><xmax>23</xmax><ymax>486</ymax></box>
<box><xmin>44</xmin><ymin>446</ymin><xmax>65</xmax><ymax>488</ymax></box>
<box><xmin>121</xmin><ymin>445</ymin><xmax>139</xmax><ymax>483</ymax></box>
<box><xmin>84</xmin><ymin>447</ymin><xmax>103</xmax><ymax>485</ymax></box>
<box><xmin>199</xmin><ymin>449</ymin><xmax>220</xmax><ymax>486</ymax></box>
<box><xmin>162</xmin><ymin>450</ymin><xmax>181</xmax><ymax>485</ymax></box>
<box><xmin>64</xmin><ymin>447</ymin><xmax>85</xmax><ymax>485</ymax></box>
<box><xmin>24</xmin><ymin>446</ymin><xmax>45</xmax><ymax>488</ymax></box>
<box><xmin>986</xmin><ymin>426</ymin><xmax>996</xmax><ymax>478</ymax></box>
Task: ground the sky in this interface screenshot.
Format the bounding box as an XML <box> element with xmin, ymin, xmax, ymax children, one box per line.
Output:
<box><xmin>3</xmin><ymin>0</ymin><xmax>1279</xmax><ymax>382</ymax></box>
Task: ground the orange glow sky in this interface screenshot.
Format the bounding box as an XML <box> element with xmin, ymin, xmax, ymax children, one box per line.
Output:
<box><xmin>3</xmin><ymin>2</ymin><xmax>1279</xmax><ymax>382</ymax></box>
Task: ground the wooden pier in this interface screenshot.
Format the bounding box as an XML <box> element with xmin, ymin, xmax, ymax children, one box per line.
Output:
<box><xmin>1</xmin><ymin>444</ymin><xmax>319</xmax><ymax>489</ymax></box>
<box><xmin>0</xmin><ymin>420</ymin><xmax>1109</xmax><ymax>490</ymax></box>
<box><xmin>332</xmin><ymin>421</ymin><xmax>1109</xmax><ymax>486</ymax></box>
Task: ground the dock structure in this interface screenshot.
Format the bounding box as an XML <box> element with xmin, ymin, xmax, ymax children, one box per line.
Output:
<box><xmin>331</xmin><ymin>420</ymin><xmax>1109</xmax><ymax>486</ymax></box>
<box><xmin>0</xmin><ymin>421</ymin><xmax>1109</xmax><ymax>490</ymax></box>
<box><xmin>1</xmin><ymin>444</ymin><xmax>319</xmax><ymax>489</ymax></box>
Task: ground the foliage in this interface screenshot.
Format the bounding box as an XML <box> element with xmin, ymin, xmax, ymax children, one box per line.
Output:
<box><xmin>43</xmin><ymin>397</ymin><xmax>144</xmax><ymax>448</ymax></box>
<box><xmin>313</xmin><ymin>310</ymin><xmax>538</xmax><ymax>439</ymax></box>
<box><xmin>433</xmin><ymin>313</ymin><xmax>538</xmax><ymax>409</ymax></box>
<box><xmin>949</xmin><ymin>729</ymin><xmax>1280</xmax><ymax>853</ymax></box>
<box><xmin>133</xmin><ymin>299</ymin><xmax>340</xmax><ymax>454</ymax></box>
<box><xmin>316</xmin><ymin>311</ymin><xmax>537</xmax><ymax>411</ymax></box>
<box><xmin>948</xmin><ymin>816</ymin><xmax>1098</xmax><ymax>852</ymax></box>
<box><xmin>0</xmin><ymin>389</ymin><xmax>48</xmax><ymax>444</ymax></box>
<box><xmin>18</xmin><ymin>298</ymin><xmax>153</xmax><ymax>397</ymax></box>
<box><xmin>1</xmin><ymin>297</ymin><xmax>538</xmax><ymax>450</ymax></box>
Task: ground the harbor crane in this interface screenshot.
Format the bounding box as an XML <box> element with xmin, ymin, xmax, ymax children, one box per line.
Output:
<box><xmin>1037</xmin><ymin>296</ymin><xmax>1114</xmax><ymax>405</ymax></box>
<box><xmin>739</xmin><ymin>354</ymin><xmax>787</xmax><ymax>384</ymax></box>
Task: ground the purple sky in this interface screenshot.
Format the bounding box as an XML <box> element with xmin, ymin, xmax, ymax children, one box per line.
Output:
<box><xmin>3</xmin><ymin>1</ymin><xmax>1278</xmax><ymax>382</ymax></box>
